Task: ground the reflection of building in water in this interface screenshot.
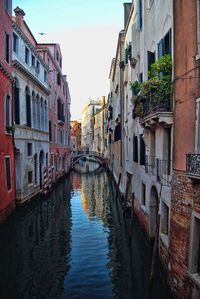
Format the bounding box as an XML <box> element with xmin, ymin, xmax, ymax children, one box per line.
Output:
<box><xmin>0</xmin><ymin>179</ymin><xmax>72</xmax><ymax>299</ymax></box>
<box><xmin>80</xmin><ymin>170</ymin><xmax>109</xmax><ymax>223</ymax></box>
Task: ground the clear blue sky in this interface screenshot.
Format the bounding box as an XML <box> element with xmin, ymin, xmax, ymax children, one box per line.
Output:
<box><xmin>12</xmin><ymin>0</ymin><xmax>129</xmax><ymax>120</ymax></box>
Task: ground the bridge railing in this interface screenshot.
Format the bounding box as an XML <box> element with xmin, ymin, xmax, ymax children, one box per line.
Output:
<box><xmin>71</xmin><ymin>151</ymin><xmax>105</xmax><ymax>158</ymax></box>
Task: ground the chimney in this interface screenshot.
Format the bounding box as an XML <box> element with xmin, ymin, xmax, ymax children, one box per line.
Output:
<box><xmin>14</xmin><ymin>7</ymin><xmax>25</xmax><ymax>28</ymax></box>
<box><xmin>124</xmin><ymin>3</ymin><xmax>132</xmax><ymax>29</ymax></box>
<box><xmin>102</xmin><ymin>96</ymin><xmax>105</xmax><ymax>107</ymax></box>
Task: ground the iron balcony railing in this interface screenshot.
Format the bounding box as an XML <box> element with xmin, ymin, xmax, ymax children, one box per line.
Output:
<box><xmin>186</xmin><ymin>153</ymin><xmax>200</xmax><ymax>176</ymax></box>
<box><xmin>145</xmin><ymin>155</ymin><xmax>172</xmax><ymax>186</ymax></box>
<box><xmin>141</xmin><ymin>95</ymin><xmax>172</xmax><ymax>119</ymax></box>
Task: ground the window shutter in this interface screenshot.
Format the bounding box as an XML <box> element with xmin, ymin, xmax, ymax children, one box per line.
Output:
<box><xmin>5</xmin><ymin>157</ymin><xmax>11</xmax><ymax>190</ymax></box>
<box><xmin>133</xmin><ymin>135</ymin><xmax>138</xmax><ymax>162</ymax></box>
<box><xmin>132</xmin><ymin>23</ymin><xmax>137</xmax><ymax>58</ymax></box>
<box><xmin>6</xmin><ymin>96</ymin><xmax>10</xmax><ymax>128</ymax></box>
<box><xmin>26</xmin><ymin>94</ymin><xmax>31</xmax><ymax>127</ymax></box>
<box><xmin>158</xmin><ymin>39</ymin><xmax>164</xmax><ymax>59</ymax></box>
<box><xmin>140</xmin><ymin>134</ymin><xmax>145</xmax><ymax>165</ymax></box>
<box><xmin>14</xmin><ymin>87</ymin><xmax>20</xmax><ymax>124</ymax></box>
<box><xmin>137</xmin><ymin>0</ymin><xmax>142</xmax><ymax>31</ymax></box>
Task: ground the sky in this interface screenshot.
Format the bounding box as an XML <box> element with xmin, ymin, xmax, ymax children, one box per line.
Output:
<box><xmin>12</xmin><ymin>0</ymin><xmax>127</xmax><ymax>120</ymax></box>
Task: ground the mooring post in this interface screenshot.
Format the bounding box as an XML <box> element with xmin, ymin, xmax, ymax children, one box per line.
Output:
<box><xmin>115</xmin><ymin>172</ymin><xmax>121</xmax><ymax>202</ymax></box>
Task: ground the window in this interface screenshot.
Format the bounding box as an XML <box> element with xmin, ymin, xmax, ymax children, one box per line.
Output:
<box><xmin>28</xmin><ymin>171</ymin><xmax>33</xmax><ymax>184</ymax></box>
<box><xmin>26</xmin><ymin>88</ymin><xmax>31</xmax><ymax>127</ymax></box>
<box><xmin>188</xmin><ymin>213</ymin><xmax>200</xmax><ymax>274</ymax></box>
<box><xmin>56</xmin><ymin>50</ymin><xmax>59</xmax><ymax>61</ymax></box>
<box><xmin>27</xmin><ymin>143</ymin><xmax>32</xmax><ymax>156</ymax></box>
<box><xmin>58</xmin><ymin>129</ymin><xmax>62</xmax><ymax>144</ymax></box>
<box><xmin>137</xmin><ymin>0</ymin><xmax>142</xmax><ymax>31</ymax></box>
<box><xmin>58</xmin><ymin>100</ymin><xmax>64</xmax><ymax>122</ymax></box>
<box><xmin>63</xmin><ymin>129</ymin><xmax>65</xmax><ymax>144</ymax></box>
<box><xmin>54</xmin><ymin>95</ymin><xmax>57</xmax><ymax>113</ymax></box>
<box><xmin>47</xmin><ymin>58</ymin><xmax>50</xmax><ymax>67</ymax></box>
<box><xmin>66</xmin><ymin>130</ymin><xmax>68</xmax><ymax>145</ymax></box>
<box><xmin>36</xmin><ymin>61</ymin><xmax>40</xmax><ymax>74</ymax></box>
<box><xmin>5</xmin><ymin>156</ymin><xmax>11</xmax><ymax>190</ymax></box>
<box><xmin>34</xmin><ymin>154</ymin><xmax>37</xmax><ymax>184</ymax></box>
<box><xmin>51</xmin><ymin>153</ymin><xmax>54</xmax><ymax>167</ymax></box>
<box><xmin>147</xmin><ymin>51</ymin><xmax>155</xmax><ymax>73</ymax></box>
<box><xmin>141</xmin><ymin>183</ymin><xmax>146</xmax><ymax>206</ymax></box>
<box><xmin>5</xmin><ymin>0</ymin><xmax>11</xmax><ymax>14</ymax></box>
<box><xmin>140</xmin><ymin>134</ymin><xmax>145</xmax><ymax>165</ymax></box>
<box><xmin>54</xmin><ymin>124</ymin><xmax>57</xmax><ymax>144</ymax></box>
<box><xmin>48</xmin><ymin>95</ymin><xmax>51</xmax><ymax>108</ymax></box>
<box><xmin>56</xmin><ymin>157</ymin><xmax>58</xmax><ymax>172</ymax></box>
<box><xmin>114</xmin><ymin>122</ymin><xmax>121</xmax><ymax>142</ymax></box>
<box><xmin>157</xmin><ymin>29</ymin><xmax>172</xmax><ymax>59</ymax></box>
<box><xmin>49</xmin><ymin>121</ymin><xmax>52</xmax><ymax>142</ymax></box>
<box><xmin>5</xmin><ymin>95</ymin><xmax>10</xmax><ymax>131</ymax></box>
<box><xmin>13</xmin><ymin>81</ymin><xmax>20</xmax><ymax>125</ymax></box>
<box><xmin>133</xmin><ymin>135</ymin><xmax>138</xmax><ymax>162</ymax></box>
<box><xmin>57</xmin><ymin>73</ymin><xmax>61</xmax><ymax>87</ymax></box>
<box><xmin>25</xmin><ymin>47</ymin><xmax>29</xmax><ymax>64</ymax></box>
<box><xmin>161</xmin><ymin>202</ymin><xmax>169</xmax><ymax>235</ymax></box>
<box><xmin>44</xmin><ymin>70</ymin><xmax>47</xmax><ymax>83</ymax></box>
<box><xmin>13</xmin><ymin>33</ymin><xmax>18</xmax><ymax>53</ymax></box>
<box><xmin>5</xmin><ymin>32</ymin><xmax>10</xmax><ymax>64</ymax></box>
<box><xmin>138</xmin><ymin>73</ymin><xmax>143</xmax><ymax>83</ymax></box>
<box><xmin>32</xmin><ymin>55</ymin><xmax>35</xmax><ymax>67</ymax></box>
<box><xmin>60</xmin><ymin>58</ymin><xmax>62</xmax><ymax>68</ymax></box>
<box><xmin>54</xmin><ymin>69</ymin><xmax>56</xmax><ymax>81</ymax></box>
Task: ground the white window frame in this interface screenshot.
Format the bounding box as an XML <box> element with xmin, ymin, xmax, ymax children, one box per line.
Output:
<box><xmin>13</xmin><ymin>33</ymin><xmax>18</xmax><ymax>54</ymax></box>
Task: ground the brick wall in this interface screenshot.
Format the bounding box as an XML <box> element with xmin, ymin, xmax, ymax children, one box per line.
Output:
<box><xmin>169</xmin><ymin>169</ymin><xmax>200</xmax><ymax>298</ymax></box>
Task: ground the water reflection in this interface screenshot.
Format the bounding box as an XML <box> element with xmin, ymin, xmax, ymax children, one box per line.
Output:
<box><xmin>0</xmin><ymin>178</ymin><xmax>72</xmax><ymax>299</ymax></box>
<box><xmin>0</xmin><ymin>162</ymin><xmax>172</xmax><ymax>299</ymax></box>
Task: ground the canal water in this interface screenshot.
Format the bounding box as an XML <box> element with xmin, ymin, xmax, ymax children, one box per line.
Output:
<box><xmin>0</xmin><ymin>160</ymin><xmax>172</xmax><ymax>299</ymax></box>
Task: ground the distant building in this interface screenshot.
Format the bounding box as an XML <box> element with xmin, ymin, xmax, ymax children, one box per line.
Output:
<box><xmin>81</xmin><ymin>98</ymin><xmax>102</xmax><ymax>152</ymax></box>
<box><xmin>0</xmin><ymin>0</ymin><xmax>15</xmax><ymax>223</ymax></box>
<box><xmin>70</xmin><ymin>121</ymin><xmax>81</xmax><ymax>152</ymax></box>
<box><xmin>92</xmin><ymin>96</ymin><xmax>108</xmax><ymax>155</ymax></box>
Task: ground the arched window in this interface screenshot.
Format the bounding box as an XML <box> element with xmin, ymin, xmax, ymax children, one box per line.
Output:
<box><xmin>44</xmin><ymin>100</ymin><xmax>48</xmax><ymax>131</ymax></box>
<box><xmin>13</xmin><ymin>78</ymin><xmax>20</xmax><ymax>124</ymax></box>
<box><xmin>32</xmin><ymin>91</ymin><xmax>36</xmax><ymax>128</ymax></box>
<box><xmin>36</xmin><ymin>95</ymin><xmax>40</xmax><ymax>129</ymax></box>
<box><xmin>25</xmin><ymin>86</ymin><xmax>31</xmax><ymax>127</ymax></box>
<box><xmin>41</xmin><ymin>97</ymin><xmax>44</xmax><ymax>131</ymax></box>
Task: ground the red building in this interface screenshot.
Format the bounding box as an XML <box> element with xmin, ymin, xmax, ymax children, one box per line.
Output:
<box><xmin>169</xmin><ymin>1</ymin><xmax>200</xmax><ymax>297</ymax></box>
<box><xmin>70</xmin><ymin>121</ymin><xmax>81</xmax><ymax>153</ymax></box>
<box><xmin>37</xmin><ymin>44</ymin><xmax>71</xmax><ymax>183</ymax></box>
<box><xmin>0</xmin><ymin>0</ymin><xmax>15</xmax><ymax>223</ymax></box>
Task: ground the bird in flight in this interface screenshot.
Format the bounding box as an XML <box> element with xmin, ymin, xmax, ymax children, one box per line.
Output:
<box><xmin>38</xmin><ymin>33</ymin><xmax>46</xmax><ymax>36</ymax></box>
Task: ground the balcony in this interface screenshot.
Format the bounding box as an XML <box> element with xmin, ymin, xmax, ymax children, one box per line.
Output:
<box><xmin>186</xmin><ymin>153</ymin><xmax>200</xmax><ymax>179</ymax></box>
<box><xmin>145</xmin><ymin>155</ymin><xmax>171</xmax><ymax>186</ymax></box>
<box><xmin>139</xmin><ymin>95</ymin><xmax>173</xmax><ymax>128</ymax></box>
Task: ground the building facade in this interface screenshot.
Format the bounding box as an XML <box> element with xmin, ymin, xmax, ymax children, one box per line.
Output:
<box><xmin>169</xmin><ymin>1</ymin><xmax>200</xmax><ymax>297</ymax></box>
<box><xmin>12</xmin><ymin>8</ymin><xmax>50</xmax><ymax>203</ymax></box>
<box><xmin>70</xmin><ymin>120</ymin><xmax>81</xmax><ymax>152</ymax></box>
<box><xmin>81</xmin><ymin>98</ymin><xmax>102</xmax><ymax>152</ymax></box>
<box><xmin>36</xmin><ymin>43</ymin><xmax>71</xmax><ymax>183</ymax></box>
<box><xmin>0</xmin><ymin>0</ymin><xmax>15</xmax><ymax>223</ymax></box>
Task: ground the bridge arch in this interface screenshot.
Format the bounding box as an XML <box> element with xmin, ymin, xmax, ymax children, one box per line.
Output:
<box><xmin>71</xmin><ymin>153</ymin><xmax>107</xmax><ymax>169</ymax></box>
